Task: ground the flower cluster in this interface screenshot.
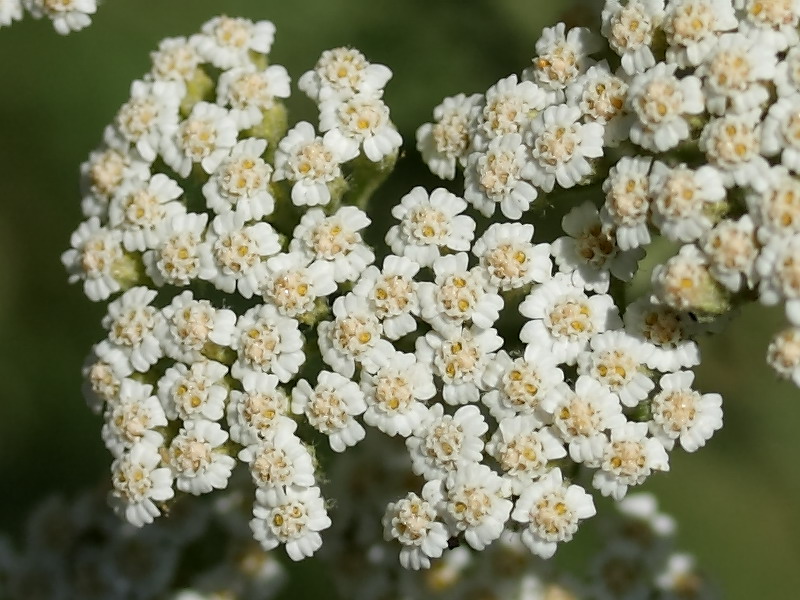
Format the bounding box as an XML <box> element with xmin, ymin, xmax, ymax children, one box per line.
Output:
<box><xmin>63</xmin><ymin>0</ymin><xmax>799</xmax><ymax>578</ymax></box>
<box><xmin>0</xmin><ymin>0</ymin><xmax>97</xmax><ymax>34</ymax></box>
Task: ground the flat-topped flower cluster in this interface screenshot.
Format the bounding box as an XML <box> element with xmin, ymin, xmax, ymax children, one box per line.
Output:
<box><xmin>61</xmin><ymin>0</ymin><xmax>799</xmax><ymax>578</ymax></box>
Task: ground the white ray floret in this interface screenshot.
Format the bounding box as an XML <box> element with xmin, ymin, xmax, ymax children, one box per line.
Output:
<box><xmin>382</xmin><ymin>481</ymin><xmax>450</xmax><ymax>570</ymax></box>
<box><xmin>511</xmin><ymin>468</ymin><xmax>596</xmax><ymax>559</ymax></box>
<box><xmin>202</xmin><ymin>138</ymin><xmax>275</xmax><ymax>219</ymax></box>
<box><xmin>523</xmin><ymin>103</ymin><xmax>604</xmax><ymax>192</ymax></box>
<box><xmin>290</xmin><ymin>206</ymin><xmax>374</xmax><ymax>283</ymax></box>
<box><xmin>108</xmin><ymin>173</ymin><xmax>184</xmax><ymax>252</ymax></box>
<box><xmin>416</xmin><ymin>325</ymin><xmax>502</xmax><ymax>405</ymax></box>
<box><xmin>416</xmin><ymin>93</ymin><xmax>483</xmax><ymax>180</ymax></box>
<box><xmin>291</xmin><ymin>371</ymin><xmax>367</xmax><ymax>453</ymax></box>
<box><xmin>520</xmin><ymin>273</ymin><xmax>621</xmax><ymax>365</ymax></box>
<box><xmin>156</xmin><ymin>291</ymin><xmax>236</xmax><ymax>364</ymax></box>
<box><xmin>250</xmin><ymin>486</ymin><xmax>331</xmax><ymax>561</ymax></box>
<box><xmin>157</xmin><ymin>360</ymin><xmax>229</xmax><ymax>422</ymax></box>
<box><xmin>361</xmin><ymin>352</ymin><xmax>435</xmax><ymax>437</ymax></box>
<box><xmin>110</xmin><ymin>441</ymin><xmax>175</xmax><ymax>527</ymax></box>
<box><xmin>649</xmin><ymin>371</ymin><xmax>723</xmax><ymax>452</ymax></box>
<box><xmin>230</xmin><ymin>304</ymin><xmax>305</xmax><ymax>383</ymax></box>
<box><xmin>464</xmin><ymin>133</ymin><xmax>538</xmax><ymax>219</ymax></box>
<box><xmin>386</xmin><ymin>187</ymin><xmax>475</xmax><ymax>268</ymax></box>
<box><xmin>102</xmin><ymin>286</ymin><xmax>164</xmax><ymax>373</ymax></box>
<box><xmin>168</xmin><ymin>419</ymin><xmax>236</xmax><ymax>495</ymax></box>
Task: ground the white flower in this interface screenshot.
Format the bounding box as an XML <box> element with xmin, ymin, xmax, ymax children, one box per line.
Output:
<box><xmin>527</xmin><ymin>23</ymin><xmax>600</xmax><ymax>101</ymax></box>
<box><xmin>602</xmin><ymin>0</ymin><xmax>665</xmax><ymax>75</ymax></box>
<box><xmin>663</xmin><ymin>0</ymin><xmax>738</xmax><ymax>67</ymax></box>
<box><xmin>262</xmin><ymin>252</ymin><xmax>337</xmax><ymax>318</ymax></box>
<box><xmin>649</xmin><ymin>162</ymin><xmax>726</xmax><ymax>242</ymax></box>
<box><xmin>406</xmin><ymin>404</ymin><xmax>487</xmax><ymax>481</ymax></box>
<box><xmin>473</xmin><ymin>74</ymin><xmax>548</xmax><ymax>150</ymax></box>
<box><xmin>157</xmin><ymin>360</ymin><xmax>229</xmax><ymax>422</ymax></box>
<box><xmin>524</xmin><ymin>103</ymin><xmax>604</xmax><ymax>192</ymax></box>
<box><xmin>144</xmin><ymin>212</ymin><xmax>208</xmax><ymax>287</ymax></box>
<box><xmin>196</xmin><ymin>16</ymin><xmax>275</xmax><ymax>69</ymax></box>
<box><xmin>61</xmin><ymin>217</ymin><xmax>125</xmax><ymax>302</ymax></box>
<box><xmin>273</xmin><ymin>121</ymin><xmax>357</xmax><ymax>207</ymax></box>
<box><xmin>318</xmin><ymin>293</ymin><xmax>394</xmax><ymax>377</ymax></box>
<box><xmin>699</xmin><ymin>111</ymin><xmax>768</xmax><ymax>188</ymax></box>
<box><xmin>238</xmin><ymin>418</ymin><xmax>316</xmax><ymax>490</ymax></box>
<box><xmin>486</xmin><ymin>417</ymin><xmax>566</xmax><ymax>494</ymax></box>
<box><xmin>217</xmin><ymin>64</ymin><xmax>291</xmax><ymax>129</ymax></box>
<box><xmin>464</xmin><ymin>133</ymin><xmax>538</xmax><ymax>219</ymax></box>
<box><xmin>319</xmin><ymin>93</ymin><xmax>402</xmax><ymax>162</ymax></box>
<box><xmin>701</xmin><ymin>216</ymin><xmax>759</xmax><ymax>292</ymax></box>
<box><xmin>566</xmin><ymin>61</ymin><xmax>632</xmax><ymax>146</ymax></box>
<box><xmin>383</xmin><ymin>482</ymin><xmax>450</xmax><ymax>570</ymax></box>
<box><xmin>0</xmin><ymin>0</ymin><xmax>22</xmax><ymax>27</ymax></box>
<box><xmin>25</xmin><ymin>0</ymin><xmax>97</xmax><ymax>35</ymax></box>
<box><xmin>697</xmin><ymin>33</ymin><xmax>776</xmax><ymax>115</ymax></box>
<box><xmin>577</xmin><ymin>330</ymin><xmax>655</xmax><ymax>408</ymax></box>
<box><xmin>80</xmin><ymin>147</ymin><xmax>150</xmax><ymax>218</ymax></box>
<box><xmin>291</xmin><ymin>371</ymin><xmax>367</xmax><ymax>452</ymax></box>
<box><xmin>251</xmin><ymin>486</ymin><xmax>331</xmax><ymax>561</ymax></box>
<box><xmin>386</xmin><ymin>187</ymin><xmax>475</xmax><ymax>268</ymax></box>
<box><xmin>593</xmin><ymin>422</ymin><xmax>669</xmax><ymax>500</ymax></box>
<box><xmin>361</xmin><ymin>352</ymin><xmax>435</xmax><ymax>437</ymax></box>
<box><xmin>512</xmin><ymin>468</ymin><xmax>596</xmax><ymax>559</ymax></box>
<box><xmin>168</xmin><ymin>419</ymin><xmax>236</xmax><ymax>495</ymax></box>
<box><xmin>351</xmin><ymin>255</ymin><xmax>420</xmax><ymax>340</ymax></box>
<box><xmin>199</xmin><ymin>212</ymin><xmax>280</xmax><ymax>298</ymax></box>
<box><xmin>601</xmin><ymin>156</ymin><xmax>652</xmax><ymax>251</ymax></box>
<box><xmin>520</xmin><ymin>274</ymin><xmax>621</xmax><ymax>365</ymax></box>
<box><xmin>156</xmin><ymin>291</ymin><xmax>236</xmax><ymax>364</ymax></box>
<box><xmin>101</xmin><ymin>379</ymin><xmax>167</xmax><ymax>458</ymax></box>
<box><xmin>149</xmin><ymin>36</ymin><xmax>203</xmax><ymax>83</ymax></box>
<box><xmin>552</xmin><ymin>201</ymin><xmax>644</xmax><ymax>293</ymax></box>
<box><xmin>82</xmin><ymin>340</ymin><xmax>133</xmax><ymax>414</ymax></box>
<box><xmin>735</xmin><ymin>0</ymin><xmax>800</xmax><ymax>51</ymax></box>
<box><xmin>482</xmin><ymin>347</ymin><xmax>565</xmax><ymax>421</ymax></box>
<box><xmin>472</xmin><ymin>223</ymin><xmax>552</xmax><ymax>291</ymax></box>
<box><xmin>162</xmin><ymin>102</ymin><xmax>239</xmax><ymax>178</ymax></box>
<box><xmin>416</xmin><ymin>325</ymin><xmax>502</xmax><ymax>405</ymax></box>
<box><xmin>437</xmin><ymin>463</ymin><xmax>513</xmax><ymax>551</ymax></box>
<box><xmin>106</xmin><ymin>80</ymin><xmax>183</xmax><ymax>163</ymax></box>
<box><xmin>231</xmin><ymin>304</ymin><xmax>305</xmax><ymax>383</ymax></box>
<box><xmin>775</xmin><ymin>47</ymin><xmax>800</xmax><ymax>98</ymax></box>
<box><xmin>623</xmin><ymin>296</ymin><xmax>700</xmax><ymax>371</ymax></box>
<box><xmin>110</xmin><ymin>442</ymin><xmax>174</xmax><ymax>527</ymax></box>
<box><xmin>298</xmin><ymin>47</ymin><xmax>392</xmax><ymax>103</ymax></box>
<box><xmin>627</xmin><ymin>63</ymin><xmax>703</xmax><ymax>152</ymax></box>
<box><xmin>109</xmin><ymin>173</ymin><xmax>184</xmax><ymax>251</ymax></box>
<box><xmin>767</xmin><ymin>326</ymin><xmax>800</xmax><ymax>385</ymax></box>
<box><xmin>656</xmin><ymin>553</ymin><xmax>714</xmax><ymax>599</ymax></box>
<box><xmin>226</xmin><ymin>372</ymin><xmax>292</xmax><ymax>446</ymax></box>
<box><xmin>756</xmin><ymin>233</ymin><xmax>800</xmax><ymax>320</ymax></box>
<box><xmin>290</xmin><ymin>206</ymin><xmax>375</xmax><ymax>282</ymax></box>
<box><xmin>416</xmin><ymin>93</ymin><xmax>483</xmax><ymax>180</ymax></box>
<box><xmin>762</xmin><ymin>94</ymin><xmax>800</xmax><ymax>173</ymax></box>
<box><xmin>202</xmin><ymin>138</ymin><xmax>274</xmax><ymax>220</ymax></box>
<box><xmin>543</xmin><ymin>375</ymin><xmax>626</xmax><ymax>465</ymax></box>
<box><xmin>102</xmin><ymin>286</ymin><xmax>163</xmax><ymax>372</ymax></box>
<box><xmin>651</xmin><ymin>244</ymin><xmax>725</xmax><ymax>313</ymax></box>
<box><xmin>418</xmin><ymin>253</ymin><xmax>503</xmax><ymax>335</ymax></box>
<box><xmin>650</xmin><ymin>371</ymin><xmax>723</xmax><ymax>452</ymax></box>
<box><xmin>746</xmin><ymin>166</ymin><xmax>800</xmax><ymax>241</ymax></box>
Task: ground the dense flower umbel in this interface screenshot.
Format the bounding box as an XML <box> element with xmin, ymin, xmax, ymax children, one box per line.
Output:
<box><xmin>64</xmin><ymin>0</ymin><xmax>800</xmax><ymax>578</ymax></box>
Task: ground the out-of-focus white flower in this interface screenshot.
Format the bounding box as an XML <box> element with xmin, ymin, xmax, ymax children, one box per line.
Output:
<box><xmin>762</xmin><ymin>94</ymin><xmax>800</xmax><ymax>173</ymax></box>
<box><xmin>735</xmin><ymin>0</ymin><xmax>800</xmax><ymax>51</ymax></box>
<box><xmin>602</xmin><ymin>0</ymin><xmax>666</xmax><ymax>74</ymax></box>
<box><xmin>746</xmin><ymin>166</ymin><xmax>800</xmax><ymax>241</ymax></box>
<box><xmin>0</xmin><ymin>0</ymin><xmax>22</xmax><ymax>27</ymax></box>
<box><xmin>701</xmin><ymin>216</ymin><xmax>759</xmax><ymax>292</ymax></box>
<box><xmin>767</xmin><ymin>326</ymin><xmax>800</xmax><ymax>385</ymax></box>
<box><xmin>25</xmin><ymin>0</ymin><xmax>96</xmax><ymax>34</ymax></box>
<box><xmin>663</xmin><ymin>0</ymin><xmax>738</xmax><ymax>67</ymax></box>
<box><xmin>82</xmin><ymin>340</ymin><xmax>133</xmax><ymax>414</ymax></box>
<box><xmin>651</xmin><ymin>244</ymin><xmax>726</xmax><ymax>313</ymax></box>
<box><xmin>699</xmin><ymin>111</ymin><xmax>768</xmax><ymax>188</ymax></box>
<box><xmin>148</xmin><ymin>36</ymin><xmax>203</xmax><ymax>83</ymax></box>
<box><xmin>80</xmin><ymin>147</ymin><xmax>150</xmax><ymax>218</ymax></box>
<box><xmin>756</xmin><ymin>233</ymin><xmax>800</xmax><ymax>321</ymax></box>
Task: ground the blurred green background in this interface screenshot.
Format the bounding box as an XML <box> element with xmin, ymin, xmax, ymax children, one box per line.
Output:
<box><xmin>0</xmin><ymin>0</ymin><xmax>797</xmax><ymax>597</ymax></box>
